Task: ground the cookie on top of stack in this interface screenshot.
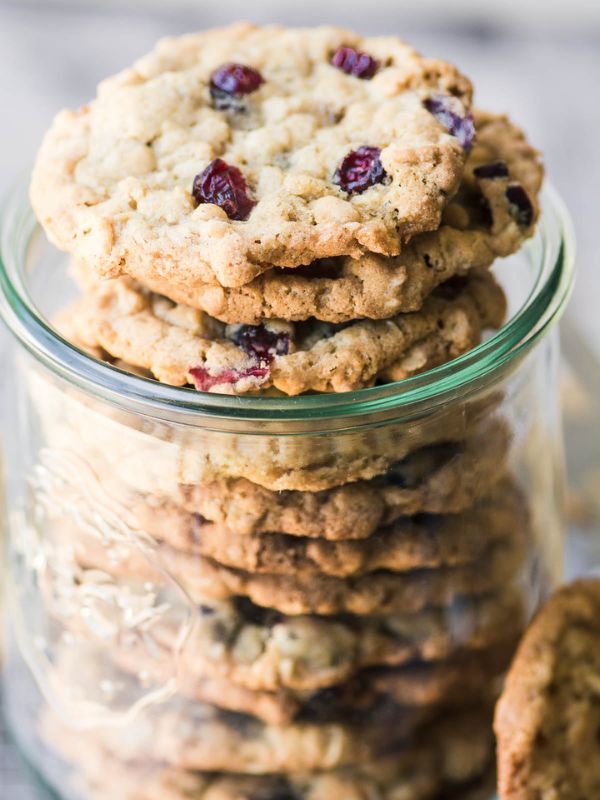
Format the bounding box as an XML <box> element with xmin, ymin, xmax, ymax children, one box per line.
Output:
<box><xmin>29</xmin><ymin>22</ymin><xmax>544</xmax><ymax>800</ymax></box>
<box><xmin>31</xmin><ymin>23</ymin><xmax>542</xmax><ymax>397</ymax></box>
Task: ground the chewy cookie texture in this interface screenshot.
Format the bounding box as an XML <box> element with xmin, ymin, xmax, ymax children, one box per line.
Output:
<box><xmin>69</xmin><ymin>109</ymin><xmax>542</xmax><ymax>325</ymax></box>
<box><xmin>67</xmin><ymin>267</ymin><xmax>505</xmax><ymax>395</ymax></box>
<box><xmin>29</xmin><ymin>21</ymin><xmax>546</xmax><ymax>800</ymax></box>
<box><xmin>31</xmin><ymin>23</ymin><xmax>476</xmax><ymax>288</ymax></box>
<box><xmin>42</xmin><ymin>707</ymin><xmax>496</xmax><ymax>800</ymax></box>
<box><xmin>495</xmin><ymin>580</ymin><xmax>600</xmax><ymax>800</ymax></box>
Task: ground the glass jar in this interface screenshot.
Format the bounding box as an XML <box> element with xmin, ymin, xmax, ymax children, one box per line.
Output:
<box><xmin>0</xmin><ymin>183</ymin><xmax>574</xmax><ymax>800</ymax></box>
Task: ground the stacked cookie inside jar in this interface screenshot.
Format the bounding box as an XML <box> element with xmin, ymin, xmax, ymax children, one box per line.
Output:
<box><xmin>24</xmin><ymin>23</ymin><xmax>546</xmax><ymax>800</ymax></box>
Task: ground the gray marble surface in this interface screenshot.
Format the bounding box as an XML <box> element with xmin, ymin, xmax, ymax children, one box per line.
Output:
<box><xmin>1</xmin><ymin>3</ymin><xmax>600</xmax><ymax>797</ymax></box>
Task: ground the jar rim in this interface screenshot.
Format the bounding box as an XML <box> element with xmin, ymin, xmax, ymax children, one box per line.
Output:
<box><xmin>0</xmin><ymin>183</ymin><xmax>575</xmax><ymax>426</ymax></box>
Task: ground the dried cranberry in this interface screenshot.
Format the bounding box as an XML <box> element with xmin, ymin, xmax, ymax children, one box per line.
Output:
<box><xmin>384</xmin><ymin>442</ymin><xmax>457</xmax><ymax>487</ymax></box>
<box><xmin>234</xmin><ymin>597</ymin><xmax>284</xmax><ymax>628</ymax></box>
<box><xmin>434</xmin><ymin>274</ymin><xmax>470</xmax><ymax>300</ymax></box>
<box><xmin>424</xmin><ymin>95</ymin><xmax>475</xmax><ymax>151</ymax></box>
<box><xmin>384</xmin><ymin>460</ymin><xmax>415</xmax><ymax>489</ymax></box>
<box><xmin>506</xmin><ymin>183</ymin><xmax>534</xmax><ymax>226</ymax></box>
<box><xmin>192</xmin><ymin>159</ymin><xmax>255</xmax><ymax>221</ymax></box>
<box><xmin>249</xmin><ymin>783</ymin><xmax>297</xmax><ymax>800</ymax></box>
<box><xmin>232</xmin><ymin>325</ymin><xmax>290</xmax><ymax>364</ymax></box>
<box><xmin>460</xmin><ymin>187</ymin><xmax>493</xmax><ymax>228</ymax></box>
<box><xmin>189</xmin><ymin>364</ymin><xmax>269</xmax><ymax>392</ymax></box>
<box><xmin>220</xmin><ymin>708</ymin><xmax>255</xmax><ymax>734</ymax></box>
<box><xmin>300</xmin><ymin>685</ymin><xmax>355</xmax><ymax>722</ymax></box>
<box><xmin>210</xmin><ymin>63</ymin><xmax>264</xmax><ymax>109</ymax></box>
<box><xmin>331</xmin><ymin>46</ymin><xmax>379</xmax><ymax>79</ymax></box>
<box><xmin>474</xmin><ymin>160</ymin><xmax>509</xmax><ymax>179</ymax></box>
<box><xmin>334</xmin><ymin>146</ymin><xmax>387</xmax><ymax>195</ymax></box>
<box><xmin>190</xmin><ymin>513</ymin><xmax>207</xmax><ymax>545</ymax></box>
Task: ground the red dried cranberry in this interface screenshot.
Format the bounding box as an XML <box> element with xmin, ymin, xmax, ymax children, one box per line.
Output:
<box><xmin>334</xmin><ymin>146</ymin><xmax>387</xmax><ymax>195</ymax></box>
<box><xmin>424</xmin><ymin>95</ymin><xmax>475</xmax><ymax>151</ymax></box>
<box><xmin>210</xmin><ymin>63</ymin><xmax>264</xmax><ymax>109</ymax></box>
<box><xmin>506</xmin><ymin>183</ymin><xmax>534</xmax><ymax>226</ymax></box>
<box><xmin>249</xmin><ymin>783</ymin><xmax>297</xmax><ymax>800</ymax></box>
<box><xmin>434</xmin><ymin>275</ymin><xmax>470</xmax><ymax>300</ymax></box>
<box><xmin>189</xmin><ymin>364</ymin><xmax>269</xmax><ymax>392</ymax></box>
<box><xmin>460</xmin><ymin>187</ymin><xmax>493</xmax><ymax>228</ymax></box>
<box><xmin>232</xmin><ymin>325</ymin><xmax>290</xmax><ymax>364</ymax></box>
<box><xmin>192</xmin><ymin>159</ymin><xmax>255</xmax><ymax>221</ymax></box>
<box><xmin>300</xmin><ymin>685</ymin><xmax>356</xmax><ymax>722</ymax></box>
<box><xmin>384</xmin><ymin>442</ymin><xmax>457</xmax><ymax>487</ymax></box>
<box><xmin>474</xmin><ymin>160</ymin><xmax>509</xmax><ymax>179</ymax></box>
<box><xmin>234</xmin><ymin>597</ymin><xmax>284</xmax><ymax>628</ymax></box>
<box><xmin>331</xmin><ymin>46</ymin><xmax>379</xmax><ymax>79</ymax></box>
<box><xmin>190</xmin><ymin>513</ymin><xmax>208</xmax><ymax>544</ymax></box>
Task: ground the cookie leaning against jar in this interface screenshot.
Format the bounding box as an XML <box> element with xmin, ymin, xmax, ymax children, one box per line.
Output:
<box><xmin>81</xmin><ymin>108</ymin><xmax>540</xmax><ymax>324</ymax></box>
<box><xmin>30</xmin><ymin>23</ymin><xmax>476</xmax><ymax>289</ymax></box>
<box><xmin>495</xmin><ymin>579</ymin><xmax>600</xmax><ymax>800</ymax></box>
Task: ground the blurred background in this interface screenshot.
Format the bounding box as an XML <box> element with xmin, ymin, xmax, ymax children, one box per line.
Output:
<box><xmin>1</xmin><ymin>2</ymin><xmax>600</xmax><ymax>794</ymax></box>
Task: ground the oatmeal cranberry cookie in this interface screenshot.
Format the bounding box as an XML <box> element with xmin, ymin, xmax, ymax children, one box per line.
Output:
<box><xmin>52</xmin><ymin>581</ymin><xmax>526</xmax><ymax>692</ymax></box>
<box><xmin>66</xmin><ymin>268</ymin><xmax>505</xmax><ymax>395</ymax></box>
<box><xmin>183</xmin><ymin>588</ymin><xmax>524</xmax><ymax>689</ymax></box>
<box><xmin>112</xmin><ymin>109</ymin><xmax>542</xmax><ymax>323</ymax></box>
<box><xmin>76</xmin><ymin>476</ymin><xmax>522</xmax><ymax>576</ymax></box>
<box><xmin>113</xmin><ymin>636</ymin><xmax>515</xmax><ymax>725</ymax></box>
<box><xmin>140</xmin><ymin>417</ymin><xmax>511</xmax><ymax>539</ymax></box>
<box><xmin>31</xmin><ymin>23</ymin><xmax>474</xmax><ymax>290</ymax></box>
<box><xmin>38</xmin><ymin>649</ymin><xmax>475</xmax><ymax>774</ymax></box>
<box><xmin>59</xmin><ymin>511</ymin><xmax>527</xmax><ymax>615</ymax></box>
<box><xmin>494</xmin><ymin>579</ymin><xmax>600</xmax><ymax>800</ymax></box>
<box><xmin>41</xmin><ymin>683</ymin><xmax>488</xmax><ymax>773</ymax></box>
<box><xmin>153</xmin><ymin>521</ymin><xmax>526</xmax><ymax>614</ymax></box>
<box><xmin>54</xmin><ymin>414</ymin><xmax>509</xmax><ymax>544</ymax></box>
<box><xmin>42</xmin><ymin>709</ymin><xmax>494</xmax><ymax>800</ymax></box>
<box><xmin>33</xmin><ymin>364</ymin><xmax>502</xmax><ymax>492</ymax></box>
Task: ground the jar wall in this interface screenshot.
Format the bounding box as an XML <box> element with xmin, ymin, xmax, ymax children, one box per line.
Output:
<box><xmin>2</xmin><ymin>320</ymin><xmax>564</xmax><ymax>800</ymax></box>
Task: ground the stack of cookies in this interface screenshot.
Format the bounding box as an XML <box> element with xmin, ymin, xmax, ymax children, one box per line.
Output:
<box><xmin>27</xmin><ymin>23</ymin><xmax>545</xmax><ymax>800</ymax></box>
